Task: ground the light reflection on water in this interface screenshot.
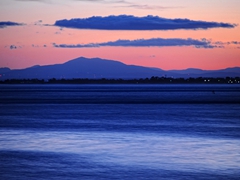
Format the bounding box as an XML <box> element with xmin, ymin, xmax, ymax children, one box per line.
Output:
<box><xmin>1</xmin><ymin>129</ymin><xmax>240</xmax><ymax>173</ymax></box>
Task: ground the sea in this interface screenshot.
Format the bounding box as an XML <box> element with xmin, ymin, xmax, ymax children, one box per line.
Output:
<box><xmin>0</xmin><ymin>84</ymin><xmax>240</xmax><ymax>180</ymax></box>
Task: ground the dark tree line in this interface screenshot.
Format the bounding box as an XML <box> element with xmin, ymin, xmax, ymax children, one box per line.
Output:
<box><xmin>0</xmin><ymin>76</ymin><xmax>240</xmax><ymax>84</ymax></box>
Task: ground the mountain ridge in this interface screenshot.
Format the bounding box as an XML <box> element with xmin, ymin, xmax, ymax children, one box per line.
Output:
<box><xmin>0</xmin><ymin>57</ymin><xmax>240</xmax><ymax>79</ymax></box>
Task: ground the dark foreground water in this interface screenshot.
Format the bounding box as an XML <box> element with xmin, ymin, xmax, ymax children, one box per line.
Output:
<box><xmin>0</xmin><ymin>84</ymin><xmax>240</xmax><ymax>180</ymax></box>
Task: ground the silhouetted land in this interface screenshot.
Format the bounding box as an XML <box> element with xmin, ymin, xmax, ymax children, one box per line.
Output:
<box><xmin>0</xmin><ymin>76</ymin><xmax>240</xmax><ymax>84</ymax></box>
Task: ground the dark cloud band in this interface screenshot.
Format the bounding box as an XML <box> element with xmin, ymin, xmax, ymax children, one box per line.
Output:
<box><xmin>53</xmin><ymin>38</ymin><xmax>219</xmax><ymax>49</ymax></box>
<box><xmin>54</xmin><ymin>15</ymin><xmax>236</xmax><ymax>30</ymax></box>
<box><xmin>0</xmin><ymin>21</ymin><xmax>23</xmax><ymax>28</ymax></box>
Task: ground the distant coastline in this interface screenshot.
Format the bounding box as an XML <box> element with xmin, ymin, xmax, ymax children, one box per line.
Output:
<box><xmin>1</xmin><ymin>76</ymin><xmax>239</xmax><ymax>84</ymax></box>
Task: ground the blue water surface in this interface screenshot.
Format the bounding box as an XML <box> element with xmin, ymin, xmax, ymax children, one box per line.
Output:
<box><xmin>0</xmin><ymin>84</ymin><xmax>240</xmax><ymax>180</ymax></box>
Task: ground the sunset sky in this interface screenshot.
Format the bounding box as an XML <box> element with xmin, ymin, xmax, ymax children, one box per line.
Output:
<box><xmin>0</xmin><ymin>0</ymin><xmax>240</xmax><ymax>70</ymax></box>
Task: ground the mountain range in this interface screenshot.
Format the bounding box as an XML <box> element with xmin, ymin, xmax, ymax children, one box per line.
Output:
<box><xmin>0</xmin><ymin>57</ymin><xmax>240</xmax><ymax>80</ymax></box>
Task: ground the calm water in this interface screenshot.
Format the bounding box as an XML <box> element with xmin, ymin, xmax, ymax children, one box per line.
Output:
<box><xmin>0</xmin><ymin>84</ymin><xmax>240</xmax><ymax>180</ymax></box>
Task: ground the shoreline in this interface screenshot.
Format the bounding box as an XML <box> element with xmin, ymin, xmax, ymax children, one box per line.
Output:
<box><xmin>0</xmin><ymin>77</ymin><xmax>239</xmax><ymax>84</ymax></box>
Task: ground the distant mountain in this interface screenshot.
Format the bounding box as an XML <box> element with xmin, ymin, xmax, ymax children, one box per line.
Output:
<box><xmin>168</xmin><ymin>68</ymin><xmax>207</xmax><ymax>74</ymax></box>
<box><xmin>0</xmin><ymin>67</ymin><xmax>11</xmax><ymax>74</ymax></box>
<box><xmin>168</xmin><ymin>67</ymin><xmax>240</xmax><ymax>77</ymax></box>
<box><xmin>0</xmin><ymin>57</ymin><xmax>175</xmax><ymax>80</ymax></box>
<box><xmin>0</xmin><ymin>57</ymin><xmax>239</xmax><ymax>80</ymax></box>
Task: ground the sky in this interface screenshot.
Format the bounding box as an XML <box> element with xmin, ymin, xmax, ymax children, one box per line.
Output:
<box><xmin>0</xmin><ymin>0</ymin><xmax>240</xmax><ymax>70</ymax></box>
